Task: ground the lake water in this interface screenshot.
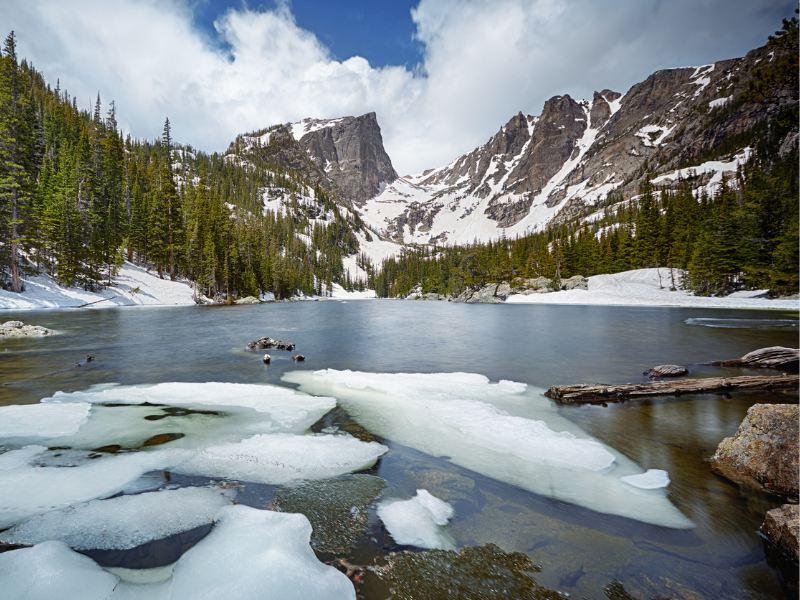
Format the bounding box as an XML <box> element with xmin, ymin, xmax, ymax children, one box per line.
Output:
<box><xmin>1</xmin><ymin>301</ymin><xmax>798</xmax><ymax>599</ymax></box>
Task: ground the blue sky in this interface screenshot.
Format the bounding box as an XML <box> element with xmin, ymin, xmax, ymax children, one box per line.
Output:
<box><xmin>193</xmin><ymin>0</ymin><xmax>424</xmax><ymax>67</ymax></box>
<box><xmin>4</xmin><ymin>0</ymin><xmax>797</xmax><ymax>174</ymax></box>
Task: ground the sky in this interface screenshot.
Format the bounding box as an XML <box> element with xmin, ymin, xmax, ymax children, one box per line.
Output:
<box><xmin>3</xmin><ymin>0</ymin><xmax>796</xmax><ymax>175</ymax></box>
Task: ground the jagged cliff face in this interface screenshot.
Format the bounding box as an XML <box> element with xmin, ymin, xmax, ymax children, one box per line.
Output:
<box><xmin>293</xmin><ymin>112</ymin><xmax>398</xmax><ymax>206</ymax></box>
<box><xmin>357</xmin><ymin>39</ymin><xmax>797</xmax><ymax>245</ymax></box>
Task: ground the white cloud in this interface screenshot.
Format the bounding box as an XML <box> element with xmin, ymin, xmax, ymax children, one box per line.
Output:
<box><xmin>3</xmin><ymin>0</ymin><xmax>794</xmax><ymax>174</ymax></box>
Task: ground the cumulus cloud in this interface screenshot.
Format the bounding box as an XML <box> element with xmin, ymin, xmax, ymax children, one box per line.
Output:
<box><xmin>3</xmin><ymin>0</ymin><xmax>795</xmax><ymax>174</ymax></box>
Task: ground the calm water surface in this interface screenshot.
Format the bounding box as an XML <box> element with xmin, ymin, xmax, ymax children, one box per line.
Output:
<box><xmin>1</xmin><ymin>301</ymin><xmax>798</xmax><ymax>599</ymax></box>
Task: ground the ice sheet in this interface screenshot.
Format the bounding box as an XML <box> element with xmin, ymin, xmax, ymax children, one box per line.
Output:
<box><xmin>172</xmin><ymin>433</ymin><xmax>388</xmax><ymax>485</ymax></box>
<box><xmin>171</xmin><ymin>505</ymin><xmax>355</xmax><ymax>599</ymax></box>
<box><xmin>0</xmin><ymin>403</ymin><xmax>91</xmax><ymax>438</ymax></box>
<box><xmin>0</xmin><ymin>445</ymin><xmax>178</xmax><ymax>529</ymax></box>
<box><xmin>0</xmin><ymin>540</ymin><xmax>119</xmax><ymax>600</ymax></box>
<box><xmin>282</xmin><ymin>370</ymin><xmax>694</xmax><ymax>528</ymax></box>
<box><xmin>622</xmin><ymin>469</ymin><xmax>670</xmax><ymax>489</ymax></box>
<box><xmin>0</xmin><ymin>487</ymin><xmax>234</xmax><ymax>550</ymax></box>
<box><xmin>377</xmin><ymin>489</ymin><xmax>455</xmax><ymax>549</ymax></box>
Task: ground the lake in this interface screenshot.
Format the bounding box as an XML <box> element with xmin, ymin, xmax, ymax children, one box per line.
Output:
<box><xmin>1</xmin><ymin>301</ymin><xmax>797</xmax><ymax>599</ymax></box>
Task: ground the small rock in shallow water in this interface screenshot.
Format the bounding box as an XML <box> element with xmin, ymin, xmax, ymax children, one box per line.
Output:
<box><xmin>643</xmin><ymin>365</ymin><xmax>688</xmax><ymax>378</ymax></box>
<box><xmin>760</xmin><ymin>503</ymin><xmax>799</xmax><ymax>563</ymax></box>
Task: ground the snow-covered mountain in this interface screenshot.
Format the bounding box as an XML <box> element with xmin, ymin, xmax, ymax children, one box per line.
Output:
<box><xmin>224</xmin><ymin>35</ymin><xmax>797</xmax><ymax>270</ymax></box>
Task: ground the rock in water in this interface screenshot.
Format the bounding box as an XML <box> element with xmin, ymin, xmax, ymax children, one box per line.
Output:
<box><xmin>234</xmin><ymin>296</ymin><xmax>261</xmax><ymax>305</ymax></box>
<box><xmin>1</xmin><ymin>321</ymin><xmax>54</xmax><ymax>337</ymax></box>
<box><xmin>643</xmin><ymin>365</ymin><xmax>688</xmax><ymax>378</ymax></box>
<box><xmin>246</xmin><ymin>337</ymin><xmax>295</xmax><ymax>351</ymax></box>
<box><xmin>710</xmin><ymin>346</ymin><xmax>799</xmax><ymax>372</ymax></box>
<box><xmin>710</xmin><ymin>403</ymin><xmax>799</xmax><ymax>495</ymax></box>
<box><xmin>760</xmin><ymin>504</ymin><xmax>799</xmax><ymax>563</ymax></box>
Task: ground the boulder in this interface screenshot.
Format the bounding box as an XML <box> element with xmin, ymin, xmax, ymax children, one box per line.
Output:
<box><xmin>246</xmin><ymin>337</ymin><xmax>295</xmax><ymax>351</ymax></box>
<box><xmin>561</xmin><ymin>275</ymin><xmax>588</xmax><ymax>291</ymax></box>
<box><xmin>0</xmin><ymin>321</ymin><xmax>54</xmax><ymax>337</ymax></box>
<box><xmin>760</xmin><ymin>504</ymin><xmax>799</xmax><ymax>563</ymax></box>
<box><xmin>234</xmin><ymin>296</ymin><xmax>261</xmax><ymax>305</ymax></box>
<box><xmin>710</xmin><ymin>403</ymin><xmax>798</xmax><ymax>495</ymax></box>
<box><xmin>710</xmin><ymin>346</ymin><xmax>799</xmax><ymax>373</ymax></box>
<box><xmin>454</xmin><ymin>283</ymin><xmax>511</xmax><ymax>303</ymax></box>
<box><xmin>643</xmin><ymin>365</ymin><xmax>688</xmax><ymax>378</ymax></box>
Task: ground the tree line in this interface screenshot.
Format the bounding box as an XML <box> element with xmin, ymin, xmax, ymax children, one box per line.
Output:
<box><xmin>0</xmin><ymin>31</ymin><xmax>364</xmax><ymax>300</ymax></box>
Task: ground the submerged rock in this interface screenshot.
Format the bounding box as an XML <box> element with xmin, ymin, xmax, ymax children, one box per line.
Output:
<box><xmin>246</xmin><ymin>337</ymin><xmax>295</xmax><ymax>351</ymax></box>
<box><xmin>1</xmin><ymin>321</ymin><xmax>54</xmax><ymax>337</ymax></box>
<box><xmin>710</xmin><ymin>403</ymin><xmax>799</xmax><ymax>496</ymax></box>
<box><xmin>377</xmin><ymin>543</ymin><xmax>555</xmax><ymax>599</ymax></box>
<box><xmin>760</xmin><ymin>503</ymin><xmax>799</xmax><ymax>563</ymax></box>
<box><xmin>643</xmin><ymin>365</ymin><xmax>688</xmax><ymax>378</ymax></box>
<box><xmin>273</xmin><ymin>474</ymin><xmax>385</xmax><ymax>554</ymax></box>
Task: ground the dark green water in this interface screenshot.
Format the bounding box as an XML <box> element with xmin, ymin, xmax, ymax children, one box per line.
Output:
<box><xmin>1</xmin><ymin>301</ymin><xmax>797</xmax><ymax>599</ymax></box>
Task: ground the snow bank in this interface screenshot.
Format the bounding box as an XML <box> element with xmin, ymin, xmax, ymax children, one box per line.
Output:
<box><xmin>377</xmin><ymin>489</ymin><xmax>455</xmax><ymax>549</ymax></box>
<box><xmin>282</xmin><ymin>370</ymin><xmax>693</xmax><ymax>528</ymax></box>
<box><xmin>330</xmin><ymin>283</ymin><xmax>377</xmax><ymax>299</ymax></box>
<box><xmin>506</xmin><ymin>268</ymin><xmax>799</xmax><ymax>309</ymax></box>
<box><xmin>0</xmin><ymin>487</ymin><xmax>234</xmax><ymax>550</ymax></box>
<box><xmin>173</xmin><ymin>433</ymin><xmax>387</xmax><ymax>485</ymax></box>
<box><xmin>0</xmin><ymin>262</ymin><xmax>199</xmax><ymax>310</ymax></box>
<box><xmin>0</xmin><ymin>402</ymin><xmax>91</xmax><ymax>438</ymax></box>
<box><xmin>0</xmin><ymin>445</ymin><xmax>178</xmax><ymax>529</ymax></box>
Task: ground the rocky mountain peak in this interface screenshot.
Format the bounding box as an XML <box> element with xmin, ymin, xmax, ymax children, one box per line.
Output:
<box><xmin>295</xmin><ymin>112</ymin><xmax>398</xmax><ymax>206</ymax></box>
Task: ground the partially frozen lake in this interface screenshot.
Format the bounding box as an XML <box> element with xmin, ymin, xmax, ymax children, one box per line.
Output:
<box><xmin>0</xmin><ymin>301</ymin><xmax>797</xmax><ymax>599</ymax></box>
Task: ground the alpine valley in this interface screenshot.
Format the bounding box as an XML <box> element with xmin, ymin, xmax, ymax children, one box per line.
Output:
<box><xmin>0</xmin><ymin>15</ymin><xmax>797</xmax><ymax>300</ymax></box>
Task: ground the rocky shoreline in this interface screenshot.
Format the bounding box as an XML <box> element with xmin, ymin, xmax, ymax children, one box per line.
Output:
<box><xmin>0</xmin><ymin>321</ymin><xmax>55</xmax><ymax>337</ymax></box>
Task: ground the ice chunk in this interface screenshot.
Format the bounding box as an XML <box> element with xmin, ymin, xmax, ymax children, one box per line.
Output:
<box><xmin>171</xmin><ymin>505</ymin><xmax>355</xmax><ymax>599</ymax></box>
<box><xmin>173</xmin><ymin>433</ymin><xmax>388</xmax><ymax>485</ymax></box>
<box><xmin>0</xmin><ymin>487</ymin><xmax>234</xmax><ymax>550</ymax></box>
<box><xmin>622</xmin><ymin>469</ymin><xmax>670</xmax><ymax>489</ymax></box>
<box><xmin>282</xmin><ymin>370</ymin><xmax>694</xmax><ymax>529</ymax></box>
<box><xmin>0</xmin><ymin>402</ymin><xmax>91</xmax><ymax>438</ymax></box>
<box><xmin>377</xmin><ymin>489</ymin><xmax>455</xmax><ymax>549</ymax></box>
<box><xmin>0</xmin><ymin>445</ymin><xmax>178</xmax><ymax>529</ymax></box>
<box><xmin>42</xmin><ymin>381</ymin><xmax>336</xmax><ymax>431</ymax></box>
<box><xmin>0</xmin><ymin>540</ymin><xmax>119</xmax><ymax>600</ymax></box>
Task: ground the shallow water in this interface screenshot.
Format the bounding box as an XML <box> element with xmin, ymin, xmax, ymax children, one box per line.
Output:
<box><xmin>0</xmin><ymin>301</ymin><xmax>798</xmax><ymax>599</ymax></box>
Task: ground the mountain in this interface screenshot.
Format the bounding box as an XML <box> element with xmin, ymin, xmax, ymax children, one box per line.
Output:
<box><xmin>215</xmin><ymin>25</ymin><xmax>796</xmax><ymax>294</ymax></box>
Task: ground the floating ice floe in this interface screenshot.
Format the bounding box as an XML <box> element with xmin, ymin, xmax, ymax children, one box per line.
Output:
<box><xmin>172</xmin><ymin>433</ymin><xmax>388</xmax><ymax>485</ymax></box>
<box><xmin>0</xmin><ymin>402</ymin><xmax>91</xmax><ymax>438</ymax></box>
<box><xmin>30</xmin><ymin>382</ymin><xmax>337</xmax><ymax>450</ymax></box>
<box><xmin>282</xmin><ymin>370</ymin><xmax>694</xmax><ymax>528</ymax></box>
<box><xmin>0</xmin><ymin>540</ymin><xmax>119</xmax><ymax>600</ymax></box>
<box><xmin>377</xmin><ymin>489</ymin><xmax>455</xmax><ymax>549</ymax></box>
<box><xmin>0</xmin><ymin>506</ymin><xmax>356</xmax><ymax>600</ymax></box>
<box><xmin>0</xmin><ymin>445</ymin><xmax>178</xmax><ymax>529</ymax></box>
<box><xmin>0</xmin><ymin>487</ymin><xmax>234</xmax><ymax>550</ymax></box>
<box><xmin>621</xmin><ymin>469</ymin><xmax>671</xmax><ymax>489</ymax></box>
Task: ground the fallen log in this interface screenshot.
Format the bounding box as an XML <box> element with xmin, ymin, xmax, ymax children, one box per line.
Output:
<box><xmin>708</xmin><ymin>346</ymin><xmax>799</xmax><ymax>372</ymax></box>
<box><xmin>545</xmin><ymin>375</ymin><xmax>799</xmax><ymax>403</ymax></box>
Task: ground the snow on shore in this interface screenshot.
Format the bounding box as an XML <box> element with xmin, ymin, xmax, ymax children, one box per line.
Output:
<box><xmin>0</xmin><ymin>263</ymin><xmax>198</xmax><ymax>310</ymax></box>
<box><xmin>506</xmin><ymin>269</ymin><xmax>799</xmax><ymax>310</ymax></box>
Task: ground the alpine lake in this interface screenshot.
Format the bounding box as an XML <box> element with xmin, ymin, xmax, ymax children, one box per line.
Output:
<box><xmin>1</xmin><ymin>300</ymin><xmax>798</xmax><ymax>599</ymax></box>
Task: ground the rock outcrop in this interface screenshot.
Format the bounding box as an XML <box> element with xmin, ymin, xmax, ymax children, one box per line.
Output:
<box><xmin>560</xmin><ymin>275</ymin><xmax>588</xmax><ymax>291</ymax></box>
<box><xmin>710</xmin><ymin>403</ymin><xmax>799</xmax><ymax>496</ymax></box>
<box><xmin>454</xmin><ymin>283</ymin><xmax>511</xmax><ymax>303</ymax></box>
<box><xmin>0</xmin><ymin>321</ymin><xmax>54</xmax><ymax>337</ymax></box>
<box><xmin>760</xmin><ymin>503</ymin><xmax>799</xmax><ymax>563</ymax></box>
<box><xmin>296</xmin><ymin>113</ymin><xmax>398</xmax><ymax>206</ymax></box>
<box><xmin>710</xmin><ymin>346</ymin><xmax>799</xmax><ymax>373</ymax></box>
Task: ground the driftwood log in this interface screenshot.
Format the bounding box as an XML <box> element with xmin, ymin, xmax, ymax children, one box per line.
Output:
<box><xmin>708</xmin><ymin>346</ymin><xmax>799</xmax><ymax>372</ymax></box>
<box><xmin>545</xmin><ymin>375</ymin><xmax>799</xmax><ymax>403</ymax></box>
